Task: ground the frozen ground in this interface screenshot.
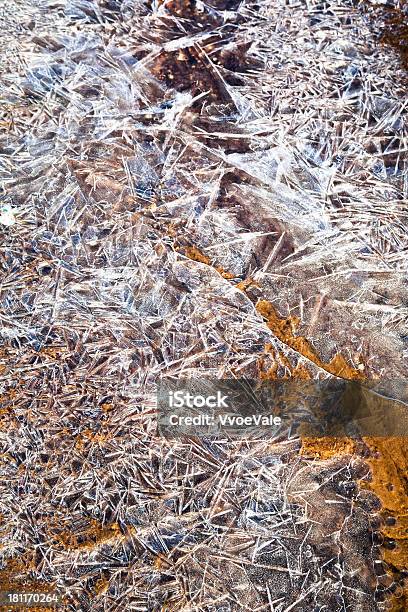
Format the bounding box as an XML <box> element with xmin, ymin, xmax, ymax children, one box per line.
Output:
<box><xmin>0</xmin><ymin>1</ymin><xmax>407</xmax><ymax>610</ymax></box>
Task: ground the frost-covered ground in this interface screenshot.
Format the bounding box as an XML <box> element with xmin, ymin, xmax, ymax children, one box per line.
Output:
<box><xmin>0</xmin><ymin>1</ymin><xmax>407</xmax><ymax>610</ymax></box>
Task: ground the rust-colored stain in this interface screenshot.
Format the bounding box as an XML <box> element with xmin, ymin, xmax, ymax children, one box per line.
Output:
<box><xmin>256</xmin><ymin>299</ymin><xmax>364</xmax><ymax>380</ymax></box>
<box><xmin>75</xmin><ymin>428</ymin><xmax>112</xmax><ymax>450</ymax></box>
<box><xmin>259</xmin><ymin>343</ymin><xmax>313</xmax><ymax>380</ymax></box>
<box><xmin>301</xmin><ymin>437</ymin><xmax>357</xmax><ymax>460</ymax></box>
<box><xmin>363</xmin><ymin>438</ymin><xmax>408</xmax><ymax>610</ymax></box>
<box><xmin>101</xmin><ymin>402</ymin><xmax>114</xmax><ymax>413</ymax></box>
<box><xmin>235</xmin><ymin>277</ymin><xmax>259</xmax><ymax>292</ymax></box>
<box><xmin>184</xmin><ymin>245</ymin><xmax>211</xmax><ymax>266</ymax></box>
<box><xmin>184</xmin><ymin>245</ymin><xmax>235</xmax><ymax>280</ymax></box>
<box><xmin>94</xmin><ymin>576</ymin><xmax>110</xmax><ymax>596</ymax></box>
<box><xmin>154</xmin><ymin>553</ymin><xmax>172</xmax><ymax>570</ymax></box>
<box><xmin>52</xmin><ymin>519</ymin><xmax>122</xmax><ymax>551</ymax></box>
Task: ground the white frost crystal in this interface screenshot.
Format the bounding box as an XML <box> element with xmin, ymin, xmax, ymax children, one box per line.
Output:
<box><xmin>0</xmin><ymin>204</ymin><xmax>15</xmax><ymax>226</ymax></box>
